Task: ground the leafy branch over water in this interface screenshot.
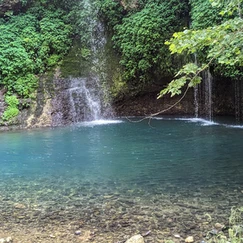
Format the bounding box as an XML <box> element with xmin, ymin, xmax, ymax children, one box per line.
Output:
<box><xmin>159</xmin><ymin>0</ymin><xmax>243</xmax><ymax>98</ymax></box>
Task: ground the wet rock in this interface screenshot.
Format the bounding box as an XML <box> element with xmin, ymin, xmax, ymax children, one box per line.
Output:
<box><xmin>200</xmin><ymin>241</ymin><xmax>207</xmax><ymax>243</ymax></box>
<box><xmin>185</xmin><ymin>236</ymin><xmax>194</xmax><ymax>243</ymax></box>
<box><xmin>209</xmin><ymin>229</ymin><xmax>218</xmax><ymax>235</ymax></box>
<box><xmin>14</xmin><ymin>203</ymin><xmax>26</xmax><ymax>209</ymax></box>
<box><xmin>125</xmin><ymin>234</ymin><xmax>145</xmax><ymax>243</ymax></box>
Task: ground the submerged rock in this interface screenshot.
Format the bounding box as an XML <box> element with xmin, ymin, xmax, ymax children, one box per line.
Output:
<box><xmin>125</xmin><ymin>234</ymin><xmax>145</xmax><ymax>243</ymax></box>
<box><xmin>14</xmin><ymin>203</ymin><xmax>26</xmax><ymax>209</ymax></box>
<box><xmin>185</xmin><ymin>236</ymin><xmax>194</xmax><ymax>243</ymax></box>
<box><xmin>75</xmin><ymin>230</ymin><xmax>81</xmax><ymax>235</ymax></box>
<box><xmin>0</xmin><ymin>237</ymin><xmax>13</xmax><ymax>243</ymax></box>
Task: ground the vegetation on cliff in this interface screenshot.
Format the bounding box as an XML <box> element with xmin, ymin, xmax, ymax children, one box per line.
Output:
<box><xmin>98</xmin><ymin>0</ymin><xmax>189</xmax><ymax>93</ymax></box>
<box><xmin>99</xmin><ymin>0</ymin><xmax>243</xmax><ymax>103</ymax></box>
<box><xmin>1</xmin><ymin>0</ymin><xmax>243</xmax><ymax>122</ymax></box>
<box><xmin>0</xmin><ymin>0</ymin><xmax>74</xmax><ymax>122</ymax></box>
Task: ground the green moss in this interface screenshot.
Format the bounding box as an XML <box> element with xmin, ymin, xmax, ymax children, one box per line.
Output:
<box><xmin>60</xmin><ymin>40</ymin><xmax>91</xmax><ymax>78</ymax></box>
<box><xmin>109</xmin><ymin>69</ymin><xmax>127</xmax><ymax>98</ymax></box>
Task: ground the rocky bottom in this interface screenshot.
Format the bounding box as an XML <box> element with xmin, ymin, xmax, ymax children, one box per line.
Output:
<box><xmin>0</xmin><ymin>175</ymin><xmax>243</xmax><ymax>243</ymax></box>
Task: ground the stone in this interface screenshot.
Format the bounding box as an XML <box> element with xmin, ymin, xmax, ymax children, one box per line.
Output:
<box><xmin>185</xmin><ymin>236</ymin><xmax>194</xmax><ymax>243</ymax></box>
<box><xmin>75</xmin><ymin>230</ymin><xmax>81</xmax><ymax>235</ymax></box>
<box><xmin>209</xmin><ymin>229</ymin><xmax>218</xmax><ymax>235</ymax></box>
<box><xmin>125</xmin><ymin>234</ymin><xmax>145</xmax><ymax>243</ymax></box>
<box><xmin>215</xmin><ymin>223</ymin><xmax>224</xmax><ymax>230</ymax></box>
<box><xmin>174</xmin><ymin>234</ymin><xmax>181</xmax><ymax>238</ymax></box>
<box><xmin>14</xmin><ymin>203</ymin><xmax>26</xmax><ymax>209</ymax></box>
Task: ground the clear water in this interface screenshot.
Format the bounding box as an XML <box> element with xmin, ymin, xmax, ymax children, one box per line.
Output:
<box><xmin>1</xmin><ymin>118</ymin><xmax>243</xmax><ymax>242</ymax></box>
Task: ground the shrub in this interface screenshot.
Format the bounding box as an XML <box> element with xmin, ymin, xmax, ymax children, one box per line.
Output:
<box><xmin>2</xmin><ymin>95</ymin><xmax>20</xmax><ymax>121</ymax></box>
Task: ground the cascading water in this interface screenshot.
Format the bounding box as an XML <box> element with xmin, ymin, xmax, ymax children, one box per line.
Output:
<box><xmin>193</xmin><ymin>54</ymin><xmax>213</xmax><ymax>120</ymax></box>
<box><xmin>194</xmin><ymin>85</ymin><xmax>199</xmax><ymax>118</ymax></box>
<box><xmin>193</xmin><ymin>54</ymin><xmax>199</xmax><ymax>118</ymax></box>
<box><xmin>193</xmin><ymin>69</ymin><xmax>213</xmax><ymax>120</ymax></box>
<box><xmin>202</xmin><ymin>69</ymin><xmax>213</xmax><ymax>120</ymax></box>
<box><xmin>51</xmin><ymin>0</ymin><xmax>113</xmax><ymax>126</ymax></box>
<box><xmin>235</xmin><ymin>79</ymin><xmax>243</xmax><ymax>121</ymax></box>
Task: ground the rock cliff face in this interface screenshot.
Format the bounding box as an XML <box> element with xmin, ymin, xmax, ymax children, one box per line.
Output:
<box><xmin>113</xmin><ymin>89</ymin><xmax>195</xmax><ymax>117</ymax></box>
<box><xmin>0</xmin><ymin>71</ymin><xmax>241</xmax><ymax>131</ymax></box>
<box><xmin>113</xmin><ymin>76</ymin><xmax>241</xmax><ymax>120</ymax></box>
<box><xmin>0</xmin><ymin>43</ymin><xmax>242</xmax><ymax>130</ymax></box>
<box><xmin>0</xmin><ymin>0</ymin><xmax>22</xmax><ymax>16</ymax></box>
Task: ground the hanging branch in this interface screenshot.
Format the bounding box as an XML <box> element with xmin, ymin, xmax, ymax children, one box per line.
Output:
<box><xmin>126</xmin><ymin>55</ymin><xmax>216</xmax><ymax>123</ymax></box>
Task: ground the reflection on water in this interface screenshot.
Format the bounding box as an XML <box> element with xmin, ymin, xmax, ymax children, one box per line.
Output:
<box><xmin>0</xmin><ymin>118</ymin><xmax>243</xmax><ymax>242</ymax></box>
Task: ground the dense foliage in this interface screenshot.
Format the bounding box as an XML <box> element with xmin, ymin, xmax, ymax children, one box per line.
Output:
<box><xmin>112</xmin><ymin>0</ymin><xmax>188</xmax><ymax>88</ymax></box>
<box><xmin>0</xmin><ymin>2</ymin><xmax>73</xmax><ymax>121</ymax></box>
<box><xmin>98</xmin><ymin>0</ymin><xmax>189</xmax><ymax>90</ymax></box>
<box><xmin>189</xmin><ymin>0</ymin><xmax>224</xmax><ymax>29</ymax></box>
<box><xmin>98</xmin><ymin>0</ymin><xmax>124</xmax><ymax>28</ymax></box>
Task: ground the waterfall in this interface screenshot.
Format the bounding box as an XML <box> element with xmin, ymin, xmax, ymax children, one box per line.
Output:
<box><xmin>194</xmin><ymin>85</ymin><xmax>199</xmax><ymax>118</ymax></box>
<box><xmin>193</xmin><ymin>70</ymin><xmax>213</xmax><ymax>120</ymax></box>
<box><xmin>51</xmin><ymin>0</ymin><xmax>113</xmax><ymax>126</ymax></box>
<box><xmin>235</xmin><ymin>79</ymin><xmax>243</xmax><ymax>121</ymax></box>
<box><xmin>66</xmin><ymin>77</ymin><xmax>102</xmax><ymax>122</ymax></box>
<box><xmin>203</xmin><ymin>69</ymin><xmax>213</xmax><ymax>120</ymax></box>
<box><xmin>193</xmin><ymin>54</ymin><xmax>199</xmax><ymax>118</ymax></box>
<box><xmin>193</xmin><ymin>53</ymin><xmax>213</xmax><ymax>120</ymax></box>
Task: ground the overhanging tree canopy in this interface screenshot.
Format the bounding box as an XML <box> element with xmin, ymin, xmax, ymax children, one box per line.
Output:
<box><xmin>159</xmin><ymin>0</ymin><xmax>243</xmax><ymax>98</ymax></box>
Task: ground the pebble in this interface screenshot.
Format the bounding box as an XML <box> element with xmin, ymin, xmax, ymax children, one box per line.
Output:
<box><xmin>14</xmin><ymin>203</ymin><xmax>26</xmax><ymax>209</ymax></box>
<box><xmin>174</xmin><ymin>234</ymin><xmax>181</xmax><ymax>238</ymax></box>
<box><xmin>215</xmin><ymin>223</ymin><xmax>224</xmax><ymax>230</ymax></box>
<box><xmin>209</xmin><ymin>229</ymin><xmax>218</xmax><ymax>235</ymax></box>
<box><xmin>75</xmin><ymin>230</ymin><xmax>82</xmax><ymax>235</ymax></box>
<box><xmin>125</xmin><ymin>234</ymin><xmax>145</xmax><ymax>243</ymax></box>
<box><xmin>185</xmin><ymin>236</ymin><xmax>194</xmax><ymax>243</ymax></box>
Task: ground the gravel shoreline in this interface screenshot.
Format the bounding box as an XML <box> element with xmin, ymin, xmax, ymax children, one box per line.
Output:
<box><xmin>1</xmin><ymin>176</ymin><xmax>243</xmax><ymax>242</ymax></box>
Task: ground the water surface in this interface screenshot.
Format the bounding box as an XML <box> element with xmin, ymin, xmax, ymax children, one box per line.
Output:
<box><xmin>0</xmin><ymin>118</ymin><xmax>243</xmax><ymax>242</ymax></box>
